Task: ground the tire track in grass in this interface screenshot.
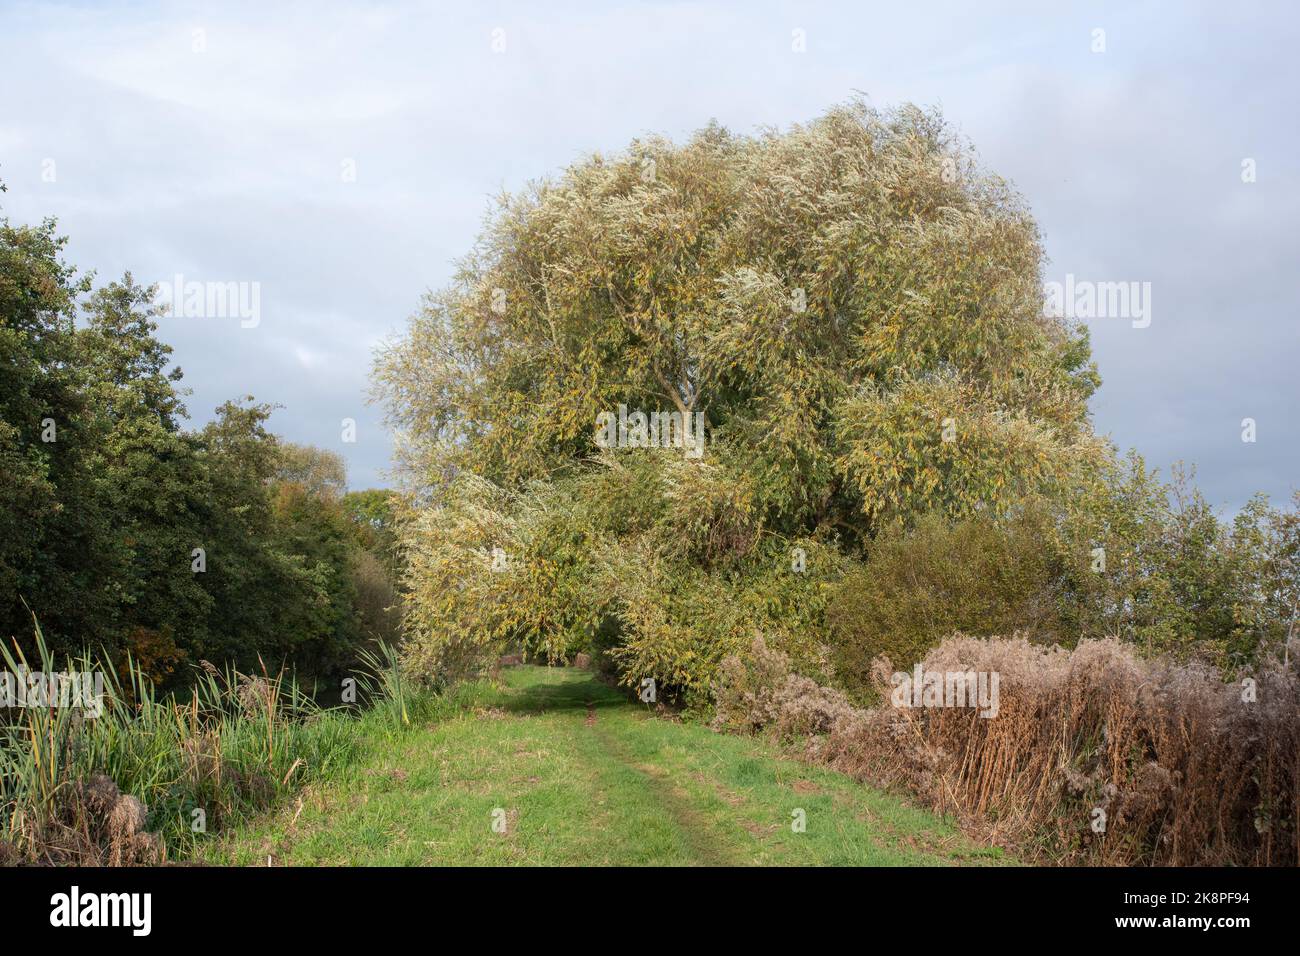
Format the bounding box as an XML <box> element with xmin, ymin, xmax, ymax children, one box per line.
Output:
<box><xmin>584</xmin><ymin>716</ymin><xmax>743</xmax><ymax>867</ymax></box>
<box><xmin>204</xmin><ymin>667</ymin><xmax>1010</xmax><ymax>866</ymax></box>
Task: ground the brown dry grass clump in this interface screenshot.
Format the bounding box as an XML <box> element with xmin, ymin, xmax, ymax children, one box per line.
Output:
<box><xmin>716</xmin><ymin>635</ymin><xmax>1299</xmax><ymax>865</ymax></box>
<box><xmin>27</xmin><ymin>775</ymin><xmax>164</xmax><ymax>867</ymax></box>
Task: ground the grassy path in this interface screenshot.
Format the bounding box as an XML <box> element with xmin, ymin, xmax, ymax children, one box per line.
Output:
<box><xmin>205</xmin><ymin>666</ymin><xmax>1009</xmax><ymax>866</ymax></box>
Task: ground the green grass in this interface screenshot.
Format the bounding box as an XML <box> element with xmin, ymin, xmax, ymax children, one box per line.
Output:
<box><xmin>203</xmin><ymin>666</ymin><xmax>1010</xmax><ymax>866</ymax></box>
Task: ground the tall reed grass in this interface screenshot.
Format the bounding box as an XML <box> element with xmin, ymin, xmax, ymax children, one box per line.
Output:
<box><xmin>0</xmin><ymin>620</ymin><xmax>418</xmax><ymax>865</ymax></box>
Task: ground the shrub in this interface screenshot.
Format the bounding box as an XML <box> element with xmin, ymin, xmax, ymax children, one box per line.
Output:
<box><xmin>717</xmin><ymin>634</ymin><xmax>1300</xmax><ymax>866</ymax></box>
<box><xmin>350</xmin><ymin>548</ymin><xmax>402</xmax><ymax>648</ymax></box>
<box><xmin>827</xmin><ymin>506</ymin><xmax>1063</xmax><ymax>694</ymax></box>
<box><xmin>1051</xmin><ymin>459</ymin><xmax>1300</xmax><ymax>669</ymax></box>
<box><xmin>714</xmin><ymin>636</ymin><xmax>858</xmax><ymax>739</ymax></box>
<box><xmin>828</xmin><ymin>470</ymin><xmax>1300</xmax><ymax>691</ymax></box>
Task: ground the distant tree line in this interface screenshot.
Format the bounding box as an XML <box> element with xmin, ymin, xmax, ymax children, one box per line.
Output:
<box><xmin>0</xmin><ymin>180</ymin><xmax>400</xmax><ymax>689</ymax></box>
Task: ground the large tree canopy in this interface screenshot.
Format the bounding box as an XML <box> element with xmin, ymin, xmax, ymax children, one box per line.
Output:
<box><xmin>372</xmin><ymin>102</ymin><xmax>1292</xmax><ymax>702</ymax></box>
<box><xmin>373</xmin><ymin>102</ymin><xmax>1123</xmax><ymax>699</ymax></box>
<box><xmin>375</xmin><ymin>101</ymin><xmax>1102</xmax><ymax>538</ymax></box>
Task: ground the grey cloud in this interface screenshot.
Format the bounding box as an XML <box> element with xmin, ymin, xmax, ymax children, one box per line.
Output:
<box><xmin>1</xmin><ymin>0</ymin><xmax>1294</xmax><ymax>506</ymax></box>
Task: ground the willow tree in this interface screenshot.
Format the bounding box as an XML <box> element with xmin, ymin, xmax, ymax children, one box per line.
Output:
<box><xmin>376</xmin><ymin>100</ymin><xmax>1100</xmax><ymax>537</ymax></box>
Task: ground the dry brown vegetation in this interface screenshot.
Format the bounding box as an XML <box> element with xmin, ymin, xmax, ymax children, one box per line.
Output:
<box><xmin>715</xmin><ymin>635</ymin><xmax>1300</xmax><ymax>865</ymax></box>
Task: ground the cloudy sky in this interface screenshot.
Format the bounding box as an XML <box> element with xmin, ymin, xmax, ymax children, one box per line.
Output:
<box><xmin>1</xmin><ymin>0</ymin><xmax>1295</xmax><ymax>510</ymax></box>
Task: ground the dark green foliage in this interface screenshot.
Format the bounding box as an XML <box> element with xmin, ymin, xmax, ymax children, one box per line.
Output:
<box><xmin>828</xmin><ymin>506</ymin><xmax>1064</xmax><ymax>696</ymax></box>
<box><xmin>342</xmin><ymin>488</ymin><xmax>402</xmax><ymax>574</ymax></box>
<box><xmin>0</xmin><ymin>189</ymin><xmax>396</xmax><ymax>687</ymax></box>
<box><xmin>828</xmin><ymin>463</ymin><xmax>1300</xmax><ymax>688</ymax></box>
